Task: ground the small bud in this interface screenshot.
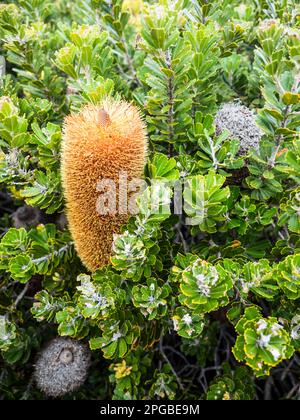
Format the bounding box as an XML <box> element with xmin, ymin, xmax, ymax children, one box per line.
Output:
<box><xmin>0</xmin><ymin>96</ymin><xmax>16</xmax><ymax>113</ymax></box>
<box><xmin>258</xmin><ymin>19</ymin><xmax>280</xmax><ymax>32</ymax></box>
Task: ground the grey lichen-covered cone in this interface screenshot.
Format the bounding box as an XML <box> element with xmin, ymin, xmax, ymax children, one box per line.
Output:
<box><xmin>214</xmin><ymin>102</ymin><xmax>262</xmax><ymax>155</ymax></box>
<box><xmin>34</xmin><ymin>337</ymin><xmax>91</xmax><ymax>397</ymax></box>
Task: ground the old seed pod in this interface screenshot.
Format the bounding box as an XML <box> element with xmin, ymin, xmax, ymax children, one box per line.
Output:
<box><xmin>12</xmin><ymin>205</ymin><xmax>43</xmax><ymax>229</ymax></box>
<box><xmin>214</xmin><ymin>102</ymin><xmax>262</xmax><ymax>155</ymax></box>
<box><xmin>34</xmin><ymin>337</ymin><xmax>91</xmax><ymax>397</ymax></box>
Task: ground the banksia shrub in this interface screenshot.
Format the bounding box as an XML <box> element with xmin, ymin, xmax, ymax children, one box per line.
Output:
<box><xmin>273</xmin><ymin>254</ymin><xmax>300</xmax><ymax>300</ymax></box>
<box><xmin>34</xmin><ymin>338</ymin><xmax>91</xmax><ymax>397</ymax></box>
<box><xmin>1</xmin><ymin>0</ymin><xmax>300</xmax><ymax>402</ymax></box>
<box><xmin>174</xmin><ymin>256</ymin><xmax>233</xmax><ymax>314</ymax></box>
<box><xmin>233</xmin><ymin>307</ymin><xmax>294</xmax><ymax>377</ymax></box>
<box><xmin>61</xmin><ymin>99</ymin><xmax>147</xmax><ymax>271</ymax></box>
<box><xmin>205</xmin><ymin>365</ymin><xmax>255</xmax><ymax>400</ymax></box>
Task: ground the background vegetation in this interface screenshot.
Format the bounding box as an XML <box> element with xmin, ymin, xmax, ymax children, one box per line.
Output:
<box><xmin>0</xmin><ymin>0</ymin><xmax>299</xmax><ymax>400</ymax></box>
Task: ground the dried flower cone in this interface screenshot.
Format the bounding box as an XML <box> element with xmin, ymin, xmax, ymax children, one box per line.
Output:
<box><xmin>214</xmin><ymin>102</ymin><xmax>262</xmax><ymax>155</ymax></box>
<box><xmin>61</xmin><ymin>98</ymin><xmax>147</xmax><ymax>271</ymax></box>
<box><xmin>34</xmin><ymin>337</ymin><xmax>91</xmax><ymax>397</ymax></box>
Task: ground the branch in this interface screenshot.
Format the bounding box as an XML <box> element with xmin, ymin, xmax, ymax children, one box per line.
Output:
<box><xmin>166</xmin><ymin>50</ymin><xmax>175</xmax><ymax>156</ymax></box>
<box><xmin>11</xmin><ymin>282</ymin><xmax>30</xmax><ymax>310</ymax></box>
<box><xmin>159</xmin><ymin>333</ymin><xmax>185</xmax><ymax>391</ymax></box>
<box><xmin>31</xmin><ymin>241</ymin><xmax>74</xmax><ymax>266</ymax></box>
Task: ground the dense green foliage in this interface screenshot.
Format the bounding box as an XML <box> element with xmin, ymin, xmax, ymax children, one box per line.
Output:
<box><xmin>0</xmin><ymin>0</ymin><xmax>300</xmax><ymax>400</ymax></box>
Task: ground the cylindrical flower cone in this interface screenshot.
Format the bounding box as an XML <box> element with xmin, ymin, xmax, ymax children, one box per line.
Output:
<box><xmin>61</xmin><ymin>98</ymin><xmax>148</xmax><ymax>271</ymax></box>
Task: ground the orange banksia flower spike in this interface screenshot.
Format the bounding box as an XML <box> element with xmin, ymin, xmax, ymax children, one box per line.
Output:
<box><xmin>61</xmin><ymin>98</ymin><xmax>148</xmax><ymax>271</ymax></box>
